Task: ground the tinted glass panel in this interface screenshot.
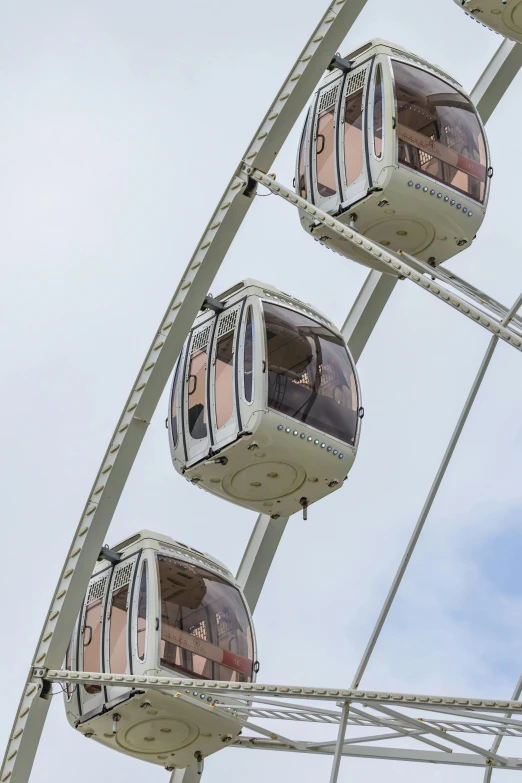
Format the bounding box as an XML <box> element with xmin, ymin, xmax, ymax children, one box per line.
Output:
<box><xmin>374</xmin><ymin>66</ymin><xmax>384</xmax><ymax>158</ymax></box>
<box><xmin>137</xmin><ymin>561</ymin><xmax>147</xmax><ymax>661</ymax></box>
<box><xmin>65</xmin><ymin>634</ymin><xmax>73</xmax><ymax>700</ymax></box>
<box><xmin>159</xmin><ymin>556</ymin><xmax>254</xmax><ymax>682</ymax></box>
<box><xmin>263</xmin><ymin>303</ymin><xmax>358</xmax><ymax>445</ymax></box>
<box><xmin>109</xmin><ymin>583</ymin><xmax>129</xmax><ymax>675</ymax></box>
<box><xmin>170</xmin><ymin>357</ymin><xmax>181</xmax><ymax>448</ymax></box>
<box><xmin>83</xmin><ymin>599</ymin><xmax>102</xmax><ymax>693</ymax></box>
<box><xmin>215</xmin><ymin>331</ymin><xmax>234</xmax><ymax>430</ymax></box>
<box><xmin>243</xmin><ymin>307</ymin><xmax>253</xmax><ymax>403</ymax></box>
<box><xmin>344</xmin><ymin>89</ymin><xmax>364</xmax><ymax>187</ymax></box>
<box><xmin>188</xmin><ymin>348</ymin><xmax>207</xmax><ymax>439</ymax></box>
<box><xmin>393</xmin><ymin>60</ymin><xmax>487</xmax><ymax>202</ymax></box>
<box><xmin>298</xmin><ymin>115</ymin><xmax>308</xmax><ymax>199</ymax></box>
<box><xmin>316</xmin><ymin>106</ymin><xmax>337</xmax><ymax>198</ymax></box>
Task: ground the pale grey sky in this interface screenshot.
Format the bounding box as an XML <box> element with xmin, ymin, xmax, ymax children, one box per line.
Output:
<box><xmin>1</xmin><ymin>1</ymin><xmax>522</xmax><ymax>782</ymax></box>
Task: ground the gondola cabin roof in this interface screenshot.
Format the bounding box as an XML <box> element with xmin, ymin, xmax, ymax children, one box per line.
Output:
<box><xmin>97</xmin><ymin>529</ymin><xmax>234</xmax><ymax>582</ymax></box>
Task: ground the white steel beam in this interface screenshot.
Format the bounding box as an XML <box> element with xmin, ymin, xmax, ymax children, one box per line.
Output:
<box><xmin>329</xmin><ymin>703</ymin><xmax>350</xmax><ymax>783</ymax></box>
<box><xmin>341</xmin><ymin>270</ymin><xmax>398</xmax><ymax>363</ymax></box>
<box><xmin>0</xmin><ymin>2</ymin><xmax>371</xmax><ymax>781</ymax></box>
<box><xmin>484</xmin><ymin>672</ymin><xmax>522</xmax><ymax>783</ymax></box>
<box><xmin>472</xmin><ymin>39</ymin><xmax>522</xmax><ymax>125</ymax></box>
<box><xmin>236</xmin><ymin>515</ymin><xmax>289</xmax><ymax>612</ymax></box>
<box><xmin>348</xmin><ymin>289</ymin><xmax>522</xmax><ymax>689</ymax></box>
<box><xmin>233</xmin><ymin>737</ymin><xmax>522</xmax><ymax>770</ymax></box>
<box><xmin>42</xmin><ymin>671</ymin><xmax>522</xmax><ymax>713</ymax></box>
<box><xmin>250</xmin><ymin>170</ymin><xmax>522</xmax><ymax>352</ymax></box>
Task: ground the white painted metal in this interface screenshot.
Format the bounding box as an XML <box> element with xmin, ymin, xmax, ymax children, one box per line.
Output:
<box><xmin>37</xmin><ymin>671</ymin><xmax>522</xmax><ymax>768</ymax></box>
<box><xmin>251</xmin><ymin>169</ymin><xmax>522</xmax><ymax>351</ymax></box>
<box><xmin>0</xmin><ymin>3</ymin><xmax>372</xmax><ymax>780</ymax></box>
<box><xmin>454</xmin><ymin>0</ymin><xmax>522</xmax><ymax>46</ymax></box>
<box><xmin>236</xmin><ymin>515</ymin><xmax>289</xmax><ymax>612</ymax></box>
<box><xmin>328</xmin><ymin>703</ymin><xmax>349</xmax><ymax>783</ymax></box>
<box><xmin>484</xmin><ymin>673</ymin><xmax>522</xmax><ymax>783</ymax></box>
<box><xmin>471</xmin><ymin>38</ymin><xmax>522</xmax><ymax>121</ymax></box>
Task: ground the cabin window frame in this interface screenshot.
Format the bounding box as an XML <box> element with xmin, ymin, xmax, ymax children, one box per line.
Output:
<box><xmin>209</xmin><ymin>303</ymin><xmax>243</xmax><ymax>448</ymax></box>
<box><xmin>311</xmin><ymin>75</ymin><xmax>343</xmax><ymax>210</ymax></box>
<box><xmin>169</xmin><ymin>353</ymin><xmax>183</xmax><ymax>450</ymax></box>
<box><xmin>134</xmin><ymin>556</ymin><xmax>149</xmax><ymax>664</ymax></box>
<box><xmin>338</xmin><ymin>58</ymin><xmax>373</xmax><ymax>207</ymax></box>
<box><xmin>155</xmin><ymin>553</ymin><xmax>256</xmax><ymax>683</ymax></box>
<box><xmin>241</xmin><ymin>303</ymin><xmax>255</xmax><ymax>406</ymax></box>
<box><xmin>259</xmin><ymin>298</ymin><xmax>362</xmax><ymax>448</ymax></box>
<box><xmin>390</xmin><ymin>57</ymin><xmax>490</xmax><ymax>205</ymax></box>
<box><xmin>78</xmin><ymin>564</ymin><xmax>112</xmax><ymax>714</ymax></box>
<box><xmin>181</xmin><ymin>316</ymin><xmax>214</xmax><ymax>465</ymax></box>
<box><xmin>371</xmin><ymin>62</ymin><xmax>385</xmax><ymax>161</ymax></box>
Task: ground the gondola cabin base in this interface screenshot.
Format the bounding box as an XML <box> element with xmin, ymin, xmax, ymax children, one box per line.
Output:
<box><xmin>296</xmin><ymin>39</ymin><xmax>491</xmax><ymax>273</ymax></box>
<box><xmin>454</xmin><ymin>0</ymin><xmax>522</xmax><ymax>43</ymax></box>
<box><xmin>63</xmin><ymin>531</ymin><xmax>256</xmax><ymax>772</ymax></box>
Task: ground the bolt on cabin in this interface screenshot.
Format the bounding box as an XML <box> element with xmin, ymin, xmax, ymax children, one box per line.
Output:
<box><xmin>296</xmin><ymin>39</ymin><xmax>491</xmax><ymax>272</ymax></box>
<box><xmin>454</xmin><ymin>0</ymin><xmax>522</xmax><ymax>43</ymax></box>
<box><xmin>63</xmin><ymin>531</ymin><xmax>256</xmax><ymax>772</ymax></box>
<box><xmin>168</xmin><ymin>280</ymin><xmax>362</xmax><ymax>519</ymax></box>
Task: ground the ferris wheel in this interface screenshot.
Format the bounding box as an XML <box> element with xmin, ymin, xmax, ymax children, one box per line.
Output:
<box><xmin>2</xmin><ymin>2</ymin><xmax>522</xmax><ymax>782</ymax></box>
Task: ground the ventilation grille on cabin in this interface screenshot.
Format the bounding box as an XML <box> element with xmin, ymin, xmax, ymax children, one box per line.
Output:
<box><xmin>217</xmin><ymin>310</ymin><xmax>238</xmax><ymax>338</ymax></box>
<box><xmin>346</xmin><ymin>68</ymin><xmax>368</xmax><ymax>96</ymax></box>
<box><xmin>318</xmin><ymin>82</ymin><xmax>341</xmax><ymax>113</ymax></box>
<box><xmin>113</xmin><ymin>562</ymin><xmax>133</xmax><ymax>591</ymax></box>
<box><xmin>191</xmin><ymin>325</ymin><xmax>212</xmax><ymax>354</ymax></box>
<box><xmin>87</xmin><ymin>576</ymin><xmax>108</xmax><ymax>605</ymax></box>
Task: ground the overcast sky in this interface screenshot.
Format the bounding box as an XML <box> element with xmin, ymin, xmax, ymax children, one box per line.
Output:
<box><xmin>2</xmin><ymin>1</ymin><xmax>522</xmax><ymax>781</ymax></box>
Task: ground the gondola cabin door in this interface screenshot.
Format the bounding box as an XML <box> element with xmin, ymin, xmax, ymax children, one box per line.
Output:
<box><xmin>103</xmin><ymin>555</ymin><xmax>139</xmax><ymax>703</ymax></box>
<box><xmin>339</xmin><ymin>63</ymin><xmax>372</xmax><ymax>208</ymax></box>
<box><xmin>78</xmin><ymin>566</ymin><xmax>111</xmax><ymax>717</ymax></box>
<box><xmin>312</xmin><ymin>77</ymin><xmax>343</xmax><ymax>214</ymax></box>
<box><xmin>209</xmin><ymin>304</ymin><xmax>242</xmax><ymax>452</ymax></box>
<box><xmin>183</xmin><ymin>320</ymin><xmax>213</xmax><ymax>465</ymax></box>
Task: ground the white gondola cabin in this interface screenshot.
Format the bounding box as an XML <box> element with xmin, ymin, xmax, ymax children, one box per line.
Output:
<box><xmin>168</xmin><ymin>280</ymin><xmax>362</xmax><ymax>519</ymax></box>
<box><xmin>296</xmin><ymin>39</ymin><xmax>491</xmax><ymax>271</ymax></box>
<box><xmin>454</xmin><ymin>0</ymin><xmax>522</xmax><ymax>43</ymax></box>
<box><xmin>63</xmin><ymin>531</ymin><xmax>256</xmax><ymax>773</ymax></box>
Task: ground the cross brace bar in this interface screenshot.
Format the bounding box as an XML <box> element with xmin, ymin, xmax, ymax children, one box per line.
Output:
<box><xmin>249</xmin><ymin>168</ymin><xmax>522</xmax><ymax>353</ymax></box>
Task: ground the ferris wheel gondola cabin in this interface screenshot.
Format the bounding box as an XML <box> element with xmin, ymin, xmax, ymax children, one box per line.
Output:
<box><xmin>168</xmin><ymin>280</ymin><xmax>362</xmax><ymax>519</ymax></box>
<box><xmin>296</xmin><ymin>39</ymin><xmax>491</xmax><ymax>272</ymax></box>
<box><xmin>63</xmin><ymin>531</ymin><xmax>256</xmax><ymax>772</ymax></box>
<box><xmin>454</xmin><ymin>0</ymin><xmax>522</xmax><ymax>43</ymax></box>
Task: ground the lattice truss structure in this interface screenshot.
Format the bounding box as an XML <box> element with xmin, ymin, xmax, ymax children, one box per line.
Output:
<box><xmin>2</xmin><ymin>2</ymin><xmax>522</xmax><ymax>783</ymax></box>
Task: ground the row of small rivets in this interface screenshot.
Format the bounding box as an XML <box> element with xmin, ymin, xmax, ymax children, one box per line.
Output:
<box><xmin>407</xmin><ymin>181</ymin><xmax>474</xmax><ymax>216</ymax></box>
<box><xmin>44</xmin><ymin>672</ymin><xmax>522</xmax><ymax>712</ymax></box>
<box><xmin>251</xmin><ymin>169</ymin><xmax>522</xmax><ymax>353</ymax></box>
<box><xmin>277</xmin><ymin>424</ymin><xmax>345</xmax><ymax>458</ymax></box>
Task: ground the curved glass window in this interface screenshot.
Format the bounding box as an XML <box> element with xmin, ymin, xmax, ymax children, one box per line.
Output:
<box><xmin>215</xmin><ymin>330</ymin><xmax>234</xmax><ymax>430</ymax></box>
<box><xmin>344</xmin><ymin>88</ymin><xmax>364</xmax><ymax>187</ymax></box>
<box><xmin>373</xmin><ymin>65</ymin><xmax>384</xmax><ymax>158</ymax></box>
<box><xmin>65</xmin><ymin>634</ymin><xmax>74</xmax><ymax>700</ymax></box>
<box><xmin>243</xmin><ymin>306</ymin><xmax>254</xmax><ymax>403</ymax></box>
<box><xmin>297</xmin><ymin>113</ymin><xmax>308</xmax><ymax>200</ymax></box>
<box><xmin>170</xmin><ymin>356</ymin><xmax>181</xmax><ymax>448</ymax></box>
<box><xmin>393</xmin><ymin>60</ymin><xmax>487</xmax><ymax>203</ymax></box>
<box><xmin>109</xmin><ymin>580</ymin><xmax>129</xmax><ymax>675</ymax></box>
<box><xmin>316</xmin><ymin>99</ymin><xmax>337</xmax><ymax>198</ymax></box>
<box><xmin>188</xmin><ymin>347</ymin><xmax>207</xmax><ymax>439</ymax></box>
<box><xmin>263</xmin><ymin>303</ymin><xmax>358</xmax><ymax>445</ymax></box>
<box><xmin>136</xmin><ymin>560</ymin><xmax>148</xmax><ymax>661</ymax></box>
<box><xmin>83</xmin><ymin>597</ymin><xmax>103</xmax><ymax>693</ymax></box>
<box><xmin>158</xmin><ymin>556</ymin><xmax>254</xmax><ymax>682</ymax></box>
